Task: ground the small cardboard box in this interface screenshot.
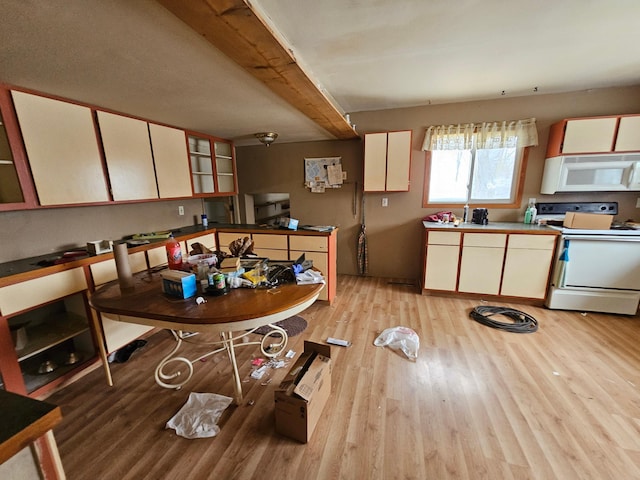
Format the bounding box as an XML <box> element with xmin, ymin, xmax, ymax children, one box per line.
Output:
<box><xmin>563</xmin><ymin>212</ymin><xmax>613</xmax><ymax>230</ymax></box>
<box><xmin>161</xmin><ymin>270</ymin><xmax>197</xmax><ymax>299</ymax></box>
<box><xmin>274</xmin><ymin>341</ymin><xmax>332</xmax><ymax>443</ymax></box>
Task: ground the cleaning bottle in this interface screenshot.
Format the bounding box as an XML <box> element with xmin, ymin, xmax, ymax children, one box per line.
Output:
<box><xmin>463</xmin><ymin>203</ymin><xmax>470</xmax><ymax>223</ymax></box>
<box><xmin>529</xmin><ymin>202</ymin><xmax>537</xmax><ymax>224</ymax></box>
<box><xmin>524</xmin><ymin>201</ymin><xmax>533</xmax><ymax>224</ymax></box>
<box><xmin>166</xmin><ymin>234</ymin><xmax>183</xmax><ymax>270</ymax></box>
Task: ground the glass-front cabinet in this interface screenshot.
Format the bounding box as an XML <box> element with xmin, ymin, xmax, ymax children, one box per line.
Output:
<box><xmin>188</xmin><ymin>133</ymin><xmax>237</xmax><ymax>197</ymax></box>
<box><xmin>0</xmin><ymin>88</ymin><xmax>37</xmax><ymax>211</ymax></box>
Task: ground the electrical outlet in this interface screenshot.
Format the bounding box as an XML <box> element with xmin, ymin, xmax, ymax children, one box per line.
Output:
<box><xmin>528</xmin><ymin>197</ymin><xmax>537</xmax><ymax>205</ymax></box>
<box><xmin>178</xmin><ymin>205</ymin><xmax>184</xmax><ymax>215</ymax></box>
<box><xmin>636</xmin><ymin>198</ymin><xmax>640</xmax><ymax>208</ymax></box>
<box><xmin>382</xmin><ymin>197</ymin><xmax>388</xmax><ymax>207</ymax></box>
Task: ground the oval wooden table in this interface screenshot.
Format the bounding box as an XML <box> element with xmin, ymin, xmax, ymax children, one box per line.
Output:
<box><xmin>89</xmin><ymin>269</ymin><xmax>323</xmax><ymax>404</ymax></box>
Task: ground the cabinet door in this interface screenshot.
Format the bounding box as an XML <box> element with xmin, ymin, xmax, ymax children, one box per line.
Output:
<box><xmin>252</xmin><ymin>233</ymin><xmax>288</xmax><ymax>259</ymax></box>
<box><xmin>385</xmin><ymin>130</ymin><xmax>411</xmax><ymax>191</ymax></box>
<box><xmin>11</xmin><ymin>91</ymin><xmax>109</xmax><ymax>205</ymax></box>
<box><xmin>183</xmin><ymin>233</ymin><xmax>217</xmax><ymax>256</ymax></box>
<box><xmin>562</xmin><ymin>118</ymin><xmax>617</xmax><ymax>154</ymax></box>
<box><xmin>97</xmin><ymin>111</ymin><xmax>158</xmax><ymax>201</ymax></box>
<box><xmin>501</xmin><ymin>236</ymin><xmax>555</xmax><ymax>299</ymax></box>
<box><xmin>149</xmin><ymin>123</ymin><xmax>192</xmax><ymax>198</ymax></box>
<box><xmin>217</xmin><ymin>232</ymin><xmax>247</xmax><ymax>255</ymax></box>
<box><xmin>363</xmin><ymin>132</ymin><xmax>388</xmax><ymax>191</ymax></box>
<box><xmin>424</xmin><ymin>231</ymin><xmax>461</xmax><ymax>291</ymax></box>
<box><xmin>289</xmin><ymin>235</ymin><xmax>328</xmax><ymax>252</ymax></box>
<box><xmin>457</xmin><ymin>234</ymin><xmax>506</xmax><ymax>295</ymax></box>
<box><xmin>614</xmin><ymin>116</ymin><xmax>640</xmax><ymax>152</ymax></box>
<box><xmin>424</xmin><ymin>245</ymin><xmax>459</xmax><ymax>291</ymax></box>
<box><xmin>90</xmin><ymin>255</ymin><xmax>153</xmax><ymax>354</ymax></box>
<box><xmin>290</xmin><ymin>250</ymin><xmax>328</xmax><ymax>301</ymax></box>
<box><xmin>0</xmin><ymin>269</ymin><xmax>88</xmax><ymax>316</ymax></box>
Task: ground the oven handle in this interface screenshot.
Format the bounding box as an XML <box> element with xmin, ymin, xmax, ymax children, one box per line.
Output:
<box><xmin>562</xmin><ymin>234</ymin><xmax>640</xmax><ymax>242</ymax></box>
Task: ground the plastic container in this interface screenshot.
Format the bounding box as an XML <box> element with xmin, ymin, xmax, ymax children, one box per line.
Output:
<box><xmin>201</xmin><ymin>214</ymin><xmax>208</xmax><ymax>228</ymax></box>
<box><xmin>463</xmin><ymin>204</ymin><xmax>469</xmax><ymax>223</ymax></box>
<box><xmin>166</xmin><ymin>235</ymin><xmax>183</xmax><ymax>270</ymax></box>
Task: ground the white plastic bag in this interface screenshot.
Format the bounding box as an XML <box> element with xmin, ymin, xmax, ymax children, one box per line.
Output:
<box><xmin>166</xmin><ymin>392</ymin><xmax>233</xmax><ymax>439</ymax></box>
<box><xmin>373</xmin><ymin>326</ymin><xmax>419</xmax><ymax>361</ymax></box>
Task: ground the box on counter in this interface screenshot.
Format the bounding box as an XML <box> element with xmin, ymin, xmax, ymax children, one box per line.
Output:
<box><xmin>161</xmin><ymin>270</ymin><xmax>197</xmax><ymax>299</ymax></box>
<box><xmin>274</xmin><ymin>341</ymin><xmax>332</xmax><ymax>443</ymax></box>
<box><xmin>563</xmin><ymin>212</ymin><xmax>613</xmax><ymax>230</ymax></box>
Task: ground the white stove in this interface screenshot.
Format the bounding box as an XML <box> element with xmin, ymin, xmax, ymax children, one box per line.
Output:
<box><xmin>539</xmin><ymin>202</ymin><xmax>640</xmax><ymax>315</ymax></box>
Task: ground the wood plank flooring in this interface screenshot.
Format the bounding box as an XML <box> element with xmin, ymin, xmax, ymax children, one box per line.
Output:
<box><xmin>45</xmin><ymin>275</ymin><xmax>640</xmax><ymax>479</ymax></box>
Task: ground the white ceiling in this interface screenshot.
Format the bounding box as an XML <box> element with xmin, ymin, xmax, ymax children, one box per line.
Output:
<box><xmin>1</xmin><ymin>0</ymin><xmax>639</xmax><ymax>146</ymax></box>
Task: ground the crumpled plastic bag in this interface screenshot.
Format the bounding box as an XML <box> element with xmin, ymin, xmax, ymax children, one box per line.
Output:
<box><xmin>373</xmin><ymin>326</ymin><xmax>419</xmax><ymax>361</ymax></box>
<box><xmin>166</xmin><ymin>392</ymin><xmax>233</xmax><ymax>439</ymax></box>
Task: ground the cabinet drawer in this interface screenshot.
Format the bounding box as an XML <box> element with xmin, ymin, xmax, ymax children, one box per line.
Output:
<box><xmin>508</xmin><ymin>234</ymin><xmax>556</xmax><ymax>250</ymax></box>
<box><xmin>184</xmin><ymin>233</ymin><xmax>217</xmax><ymax>254</ymax></box>
<box><xmin>0</xmin><ymin>268</ymin><xmax>88</xmax><ymax>316</ymax></box>
<box><xmin>217</xmin><ymin>232</ymin><xmax>247</xmax><ymax>253</ymax></box>
<box><xmin>427</xmin><ymin>231</ymin><xmax>461</xmax><ymax>246</ymax></box>
<box><xmin>463</xmin><ymin>233</ymin><xmax>506</xmax><ymax>248</ymax></box>
<box><xmin>147</xmin><ymin>246</ymin><xmax>167</xmax><ymax>268</ymax></box>
<box><xmin>90</xmin><ymin>252</ymin><xmax>147</xmax><ymax>287</ymax></box>
<box><xmin>289</xmin><ymin>235</ymin><xmax>328</xmax><ymax>252</ymax></box>
<box><xmin>251</xmin><ymin>233</ymin><xmax>288</xmax><ymax>250</ymax></box>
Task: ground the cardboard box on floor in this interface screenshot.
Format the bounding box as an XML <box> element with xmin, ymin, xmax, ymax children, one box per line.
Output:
<box><xmin>563</xmin><ymin>212</ymin><xmax>613</xmax><ymax>230</ymax></box>
<box><xmin>274</xmin><ymin>341</ymin><xmax>332</xmax><ymax>443</ymax></box>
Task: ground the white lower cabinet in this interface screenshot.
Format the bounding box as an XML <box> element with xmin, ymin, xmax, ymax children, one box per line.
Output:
<box><xmin>0</xmin><ymin>268</ymin><xmax>96</xmax><ymax>396</ymax></box>
<box><xmin>500</xmin><ymin>235</ymin><xmax>555</xmax><ymax>299</ymax></box>
<box><xmin>290</xmin><ymin>234</ymin><xmax>329</xmax><ymax>301</ymax></box>
<box><xmin>422</xmin><ymin>229</ymin><xmax>557</xmax><ymax>301</ymax></box>
<box><xmin>424</xmin><ymin>232</ymin><xmax>460</xmax><ymax>291</ymax></box>
<box><xmin>458</xmin><ymin>234</ymin><xmax>506</xmax><ymax>295</ymax></box>
<box><xmin>90</xmin><ymin>252</ymin><xmax>153</xmax><ymax>354</ymax></box>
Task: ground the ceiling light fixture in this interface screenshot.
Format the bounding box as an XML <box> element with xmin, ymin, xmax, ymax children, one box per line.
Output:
<box><xmin>255</xmin><ymin>132</ymin><xmax>278</xmax><ymax>147</ymax></box>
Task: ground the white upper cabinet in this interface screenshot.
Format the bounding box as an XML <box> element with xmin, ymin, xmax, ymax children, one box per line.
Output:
<box><xmin>561</xmin><ymin>118</ymin><xmax>617</xmax><ymax>154</ymax></box>
<box><xmin>11</xmin><ymin>91</ymin><xmax>109</xmax><ymax>205</ymax></box>
<box><xmin>97</xmin><ymin>111</ymin><xmax>158</xmax><ymax>201</ymax></box>
<box><xmin>614</xmin><ymin>116</ymin><xmax>640</xmax><ymax>152</ymax></box>
<box><xmin>364</xmin><ymin>130</ymin><xmax>412</xmax><ymax>192</ymax></box>
<box><xmin>148</xmin><ymin>123</ymin><xmax>192</xmax><ymax>199</ymax></box>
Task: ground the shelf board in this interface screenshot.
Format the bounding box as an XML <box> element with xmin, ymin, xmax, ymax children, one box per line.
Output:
<box><xmin>16</xmin><ymin>312</ymin><xmax>89</xmax><ymax>362</ymax></box>
<box><xmin>21</xmin><ymin>346</ymin><xmax>95</xmax><ymax>394</ymax></box>
<box><xmin>190</xmin><ymin>151</ymin><xmax>211</xmax><ymax>158</ymax></box>
<box><xmin>217</xmin><ymin>172</ymin><xmax>234</xmax><ymax>176</ymax></box>
<box><xmin>215</xmin><ymin>155</ymin><xmax>233</xmax><ymax>160</ymax></box>
<box><xmin>0</xmin><ymin>160</ymin><xmax>14</xmax><ymax>165</ymax></box>
<box><xmin>192</xmin><ymin>171</ymin><xmax>214</xmax><ymax>176</ymax></box>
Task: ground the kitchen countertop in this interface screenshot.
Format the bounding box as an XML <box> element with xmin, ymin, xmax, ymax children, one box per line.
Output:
<box><xmin>0</xmin><ymin>223</ymin><xmax>337</xmax><ymax>283</ymax></box>
<box><xmin>422</xmin><ymin>221</ymin><xmax>560</xmax><ymax>234</ymax></box>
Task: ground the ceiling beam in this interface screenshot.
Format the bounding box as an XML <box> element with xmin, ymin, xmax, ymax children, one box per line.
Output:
<box><xmin>155</xmin><ymin>0</ymin><xmax>359</xmax><ymax>140</ymax></box>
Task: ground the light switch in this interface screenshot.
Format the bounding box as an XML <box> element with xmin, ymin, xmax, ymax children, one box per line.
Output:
<box><xmin>382</xmin><ymin>197</ymin><xmax>388</xmax><ymax>207</ymax></box>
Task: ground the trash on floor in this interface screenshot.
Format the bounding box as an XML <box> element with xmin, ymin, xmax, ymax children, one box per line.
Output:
<box><xmin>166</xmin><ymin>392</ymin><xmax>233</xmax><ymax>439</ymax></box>
<box><xmin>108</xmin><ymin>339</ymin><xmax>147</xmax><ymax>363</ymax></box>
<box><xmin>373</xmin><ymin>326</ymin><xmax>419</xmax><ymax>361</ymax></box>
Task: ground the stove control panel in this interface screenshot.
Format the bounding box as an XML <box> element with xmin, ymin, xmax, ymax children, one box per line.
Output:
<box><xmin>537</xmin><ymin>202</ymin><xmax>618</xmax><ymax>216</ymax></box>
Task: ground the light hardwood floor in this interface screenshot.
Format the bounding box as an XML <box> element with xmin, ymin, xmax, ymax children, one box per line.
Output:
<box><xmin>46</xmin><ymin>275</ymin><xmax>640</xmax><ymax>479</ymax></box>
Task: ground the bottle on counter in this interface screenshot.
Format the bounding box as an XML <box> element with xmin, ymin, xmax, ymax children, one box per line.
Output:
<box><xmin>201</xmin><ymin>214</ymin><xmax>208</xmax><ymax>228</ymax></box>
<box><xmin>166</xmin><ymin>234</ymin><xmax>183</xmax><ymax>270</ymax></box>
<box><xmin>524</xmin><ymin>200</ymin><xmax>537</xmax><ymax>224</ymax></box>
<box><xmin>463</xmin><ymin>203</ymin><xmax>470</xmax><ymax>223</ymax></box>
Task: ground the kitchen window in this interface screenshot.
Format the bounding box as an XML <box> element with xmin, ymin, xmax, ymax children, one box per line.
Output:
<box><xmin>422</xmin><ymin>118</ymin><xmax>537</xmax><ymax>208</ymax></box>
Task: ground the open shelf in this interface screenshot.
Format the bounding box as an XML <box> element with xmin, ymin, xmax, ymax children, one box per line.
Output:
<box><xmin>15</xmin><ymin>312</ymin><xmax>89</xmax><ymax>362</ymax></box>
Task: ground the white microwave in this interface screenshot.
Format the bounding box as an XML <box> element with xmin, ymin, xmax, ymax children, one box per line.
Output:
<box><xmin>540</xmin><ymin>153</ymin><xmax>640</xmax><ymax>194</ymax></box>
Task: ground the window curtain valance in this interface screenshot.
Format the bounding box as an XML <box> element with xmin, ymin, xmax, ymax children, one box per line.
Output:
<box><xmin>422</xmin><ymin>117</ymin><xmax>538</xmax><ymax>151</ymax></box>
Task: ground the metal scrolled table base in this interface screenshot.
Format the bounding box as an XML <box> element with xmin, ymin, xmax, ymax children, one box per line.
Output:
<box><xmin>153</xmin><ymin>323</ymin><xmax>288</xmax><ymax>404</ymax></box>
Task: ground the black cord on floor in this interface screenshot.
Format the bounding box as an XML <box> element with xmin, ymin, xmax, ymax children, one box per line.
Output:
<box><xmin>469</xmin><ymin>306</ymin><xmax>538</xmax><ymax>333</ymax></box>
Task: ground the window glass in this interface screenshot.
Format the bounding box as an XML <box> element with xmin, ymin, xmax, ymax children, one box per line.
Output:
<box><xmin>426</xmin><ymin>147</ymin><xmax>522</xmax><ymax>205</ymax></box>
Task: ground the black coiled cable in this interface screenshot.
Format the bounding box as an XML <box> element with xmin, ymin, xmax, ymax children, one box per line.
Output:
<box><xmin>469</xmin><ymin>306</ymin><xmax>538</xmax><ymax>333</ymax></box>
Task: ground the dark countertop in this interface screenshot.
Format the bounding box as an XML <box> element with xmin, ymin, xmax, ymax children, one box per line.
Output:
<box><xmin>0</xmin><ymin>223</ymin><xmax>337</xmax><ymax>284</ymax></box>
<box><xmin>0</xmin><ymin>390</ymin><xmax>62</xmax><ymax>464</ymax></box>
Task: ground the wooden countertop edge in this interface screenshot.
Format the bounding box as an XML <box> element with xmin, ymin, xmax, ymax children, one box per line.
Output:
<box><xmin>0</xmin><ymin>404</ymin><xmax>62</xmax><ymax>465</ymax></box>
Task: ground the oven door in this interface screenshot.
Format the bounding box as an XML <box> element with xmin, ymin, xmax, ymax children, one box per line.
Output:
<box><xmin>560</xmin><ymin>235</ymin><xmax>640</xmax><ymax>290</ymax></box>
